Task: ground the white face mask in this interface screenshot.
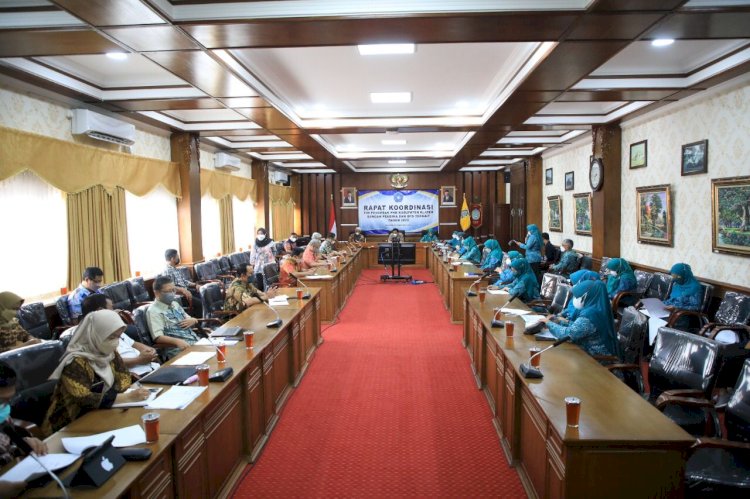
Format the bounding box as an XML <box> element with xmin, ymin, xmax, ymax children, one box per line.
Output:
<box><xmin>560</xmin><ymin>248</ymin><xmax>566</xmax><ymax>253</ymax></box>
<box><xmin>504</xmin><ymin>258</ymin><xmax>511</xmax><ymax>266</ymax></box>
<box><xmin>453</xmin><ymin>235</ymin><xmax>459</xmax><ymax>240</ymax></box>
<box><xmin>290</xmin><ymin>237</ymin><xmax>297</xmax><ymax>242</ymax></box>
<box><xmin>101</xmin><ymin>337</ymin><xmax>120</xmax><ymax>355</ymax></box>
<box><xmin>573</xmin><ymin>297</ymin><xmax>585</xmax><ymax>310</ymax></box>
<box><xmin>257</xmin><ymin>234</ymin><xmax>266</xmax><ymax>241</ymax></box>
<box><xmin>609</xmin><ymin>270</ymin><xmax>617</xmax><ymax>276</ymax></box>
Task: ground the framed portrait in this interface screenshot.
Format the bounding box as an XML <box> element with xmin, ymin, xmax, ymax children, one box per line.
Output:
<box><xmin>630</xmin><ymin>140</ymin><xmax>647</xmax><ymax>169</ymax></box>
<box><xmin>573</xmin><ymin>193</ymin><xmax>592</xmax><ymax>235</ymax></box>
<box><xmin>341</xmin><ymin>187</ymin><xmax>357</xmax><ymax>207</ymax></box>
<box><xmin>712</xmin><ymin>176</ymin><xmax>750</xmax><ymax>257</ymax></box>
<box><xmin>440</xmin><ymin>185</ymin><xmax>456</xmax><ymax>207</ymax></box>
<box><xmin>545</xmin><ymin>168</ymin><xmax>553</xmax><ymax>186</ymax></box>
<box><xmin>565</xmin><ymin>171</ymin><xmax>574</xmax><ymax>191</ymax></box>
<box><xmin>636</xmin><ymin>184</ymin><xmax>673</xmax><ymax>246</ymax></box>
<box><xmin>681</xmin><ymin>139</ymin><xmax>708</xmax><ymax>176</ymax></box>
<box><xmin>547</xmin><ymin>195</ymin><xmax>562</xmax><ymax>232</ymax></box>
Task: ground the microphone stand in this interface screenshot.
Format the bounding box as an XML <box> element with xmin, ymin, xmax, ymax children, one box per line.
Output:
<box><xmin>261</xmin><ymin>300</ymin><xmax>283</xmax><ymax>328</ymax></box>
<box><xmin>296</xmin><ymin>278</ymin><xmax>311</xmax><ymax>299</ymax></box>
<box><xmin>3</xmin><ymin>423</ymin><xmax>70</xmax><ymax>499</ymax></box>
<box><xmin>519</xmin><ymin>336</ymin><xmax>571</xmax><ymax>379</ymax></box>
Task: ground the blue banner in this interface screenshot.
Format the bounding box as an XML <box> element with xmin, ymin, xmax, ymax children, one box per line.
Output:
<box><xmin>357</xmin><ymin>189</ymin><xmax>439</xmax><ymax>235</ymax></box>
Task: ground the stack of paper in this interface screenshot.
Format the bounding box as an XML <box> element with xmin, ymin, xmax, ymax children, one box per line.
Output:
<box><xmin>306</xmin><ymin>275</ymin><xmax>333</xmax><ymax>280</ymax></box>
<box><xmin>62</xmin><ymin>425</ymin><xmax>147</xmax><ymax>454</ymax></box>
<box><xmin>171</xmin><ymin>351</ymin><xmax>215</xmax><ymax>366</ymax></box>
<box><xmin>502</xmin><ymin>308</ymin><xmax>531</xmax><ymax>315</ymax></box>
<box><xmin>0</xmin><ymin>453</ymin><xmax>80</xmax><ymax>482</ymax></box>
<box><xmin>520</xmin><ymin>314</ymin><xmax>545</xmax><ymax>328</ymax></box>
<box><xmin>112</xmin><ymin>387</ymin><xmax>162</xmax><ymax>408</ymax></box>
<box><xmin>197</xmin><ymin>337</ymin><xmax>239</xmax><ymax>346</ymax></box>
<box><xmin>487</xmin><ymin>289</ymin><xmax>509</xmax><ymax>295</ymax></box>
<box><xmin>146</xmin><ymin>386</ymin><xmax>206</xmax><ymax>410</ymax></box>
<box><xmin>639</xmin><ymin>298</ymin><xmax>670</xmax><ymax>319</ymax></box>
<box><xmin>269</xmin><ymin>295</ymin><xmax>289</xmax><ymax>306</ymax></box>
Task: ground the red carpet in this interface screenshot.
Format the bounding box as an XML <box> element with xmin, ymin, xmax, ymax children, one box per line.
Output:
<box><xmin>232</xmin><ymin>269</ymin><xmax>526</xmax><ymax>498</ymax></box>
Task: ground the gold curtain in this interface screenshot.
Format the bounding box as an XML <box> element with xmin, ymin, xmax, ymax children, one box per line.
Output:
<box><xmin>200</xmin><ymin>169</ymin><xmax>256</xmax><ymax>201</ymax></box>
<box><xmin>0</xmin><ymin>126</ymin><xmax>181</xmax><ymax>196</ymax></box>
<box><xmin>269</xmin><ymin>183</ymin><xmax>294</xmax><ymax>203</ymax></box>
<box><xmin>271</xmin><ymin>199</ymin><xmax>295</xmax><ymax>242</ymax></box>
<box><xmin>219</xmin><ymin>195</ymin><xmax>236</xmax><ymax>255</ymax></box>
<box><xmin>67</xmin><ymin>185</ymin><xmax>131</xmax><ymax>289</ymax></box>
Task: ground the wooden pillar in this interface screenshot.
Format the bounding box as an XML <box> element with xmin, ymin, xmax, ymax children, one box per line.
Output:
<box><xmin>525</xmin><ymin>156</ymin><xmax>543</xmax><ymax>229</ymax></box>
<box><xmin>171</xmin><ymin>132</ymin><xmax>203</xmax><ymax>264</ymax></box>
<box><xmin>251</xmin><ymin>159</ymin><xmax>270</xmax><ymax>236</ymax></box>
<box><xmin>591</xmin><ymin>124</ymin><xmax>622</xmax><ymax>260</ymax></box>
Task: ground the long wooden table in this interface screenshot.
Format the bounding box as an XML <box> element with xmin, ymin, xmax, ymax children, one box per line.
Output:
<box><xmin>427</xmin><ymin>247</ymin><xmax>484</xmax><ymax>323</ymax></box>
<box><xmin>25</xmin><ymin>288</ymin><xmax>322</xmax><ymax>498</ymax></box>
<box><xmin>463</xmin><ymin>292</ymin><xmax>694</xmax><ymax>498</ymax></box>
<box><xmin>294</xmin><ymin>247</ymin><xmax>363</xmax><ymax>323</ymax></box>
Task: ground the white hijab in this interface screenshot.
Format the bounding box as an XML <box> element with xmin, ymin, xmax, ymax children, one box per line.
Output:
<box><xmin>50</xmin><ymin>310</ymin><xmax>125</xmax><ymax>388</ymax></box>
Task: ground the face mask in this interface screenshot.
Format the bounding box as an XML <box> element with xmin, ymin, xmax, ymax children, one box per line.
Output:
<box><xmin>573</xmin><ymin>297</ymin><xmax>585</xmax><ymax>310</ymax></box>
<box><xmin>290</xmin><ymin>237</ymin><xmax>297</xmax><ymax>242</ymax></box>
<box><xmin>560</xmin><ymin>248</ymin><xmax>566</xmax><ymax>253</ymax></box>
<box><xmin>100</xmin><ymin>338</ymin><xmax>119</xmax><ymax>355</ymax></box>
<box><xmin>159</xmin><ymin>292</ymin><xmax>176</xmax><ymax>305</ymax></box>
<box><xmin>512</xmin><ymin>270</ymin><xmax>519</xmax><ymax>277</ymax></box>
<box><xmin>505</xmin><ymin>258</ymin><xmax>511</xmax><ymax>266</ymax></box>
<box><xmin>0</xmin><ymin>403</ymin><xmax>10</xmax><ymax>423</ymax></box>
<box><xmin>453</xmin><ymin>235</ymin><xmax>459</xmax><ymax>240</ymax></box>
<box><xmin>483</xmin><ymin>248</ymin><xmax>490</xmax><ymax>254</ymax></box>
<box><xmin>356</xmin><ymin>230</ymin><xmax>361</xmax><ymax>234</ymax></box>
<box><xmin>672</xmin><ymin>274</ymin><xmax>682</xmax><ymax>283</ymax></box>
<box><xmin>257</xmin><ymin>234</ymin><xmax>266</xmax><ymax>241</ymax></box>
<box><xmin>609</xmin><ymin>270</ymin><xmax>618</xmax><ymax>276</ymax></box>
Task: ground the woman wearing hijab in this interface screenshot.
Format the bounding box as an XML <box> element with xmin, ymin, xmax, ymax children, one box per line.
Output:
<box><xmin>479</xmin><ymin>239</ymin><xmax>503</xmax><ymax>272</ymax></box>
<box><xmin>250</xmin><ymin>227</ymin><xmax>275</xmax><ymax>291</ymax></box>
<box><xmin>42</xmin><ymin>310</ymin><xmax>150</xmax><ymax>436</ymax></box>
<box><xmin>511</xmin><ymin>224</ymin><xmax>543</xmax><ymax>284</ymax></box>
<box><xmin>557</xmin><ymin>270</ymin><xmax>601</xmax><ymax>321</ymax></box>
<box><xmin>605</xmin><ymin>258</ymin><xmax>638</xmax><ymax>300</ymax></box>
<box><xmin>489</xmin><ymin>251</ymin><xmax>522</xmax><ymax>287</ymax></box>
<box><xmin>540</xmin><ymin>280</ymin><xmax>618</xmax><ymax>358</ymax></box>
<box><xmin>0</xmin><ymin>292</ymin><xmax>41</xmax><ymax>353</ymax></box>
<box><xmin>447</xmin><ymin>231</ymin><xmax>463</xmax><ymax>250</ymax></box>
<box><xmin>420</xmin><ymin>228</ymin><xmax>438</xmax><ymax>243</ymax></box>
<box><xmin>664</xmin><ymin>263</ymin><xmax>703</xmax><ymax>311</ymax></box>
<box><xmin>502</xmin><ymin>258</ymin><xmax>540</xmax><ymax>302</ymax></box>
<box><xmin>459</xmin><ymin>236</ymin><xmax>481</xmax><ymax>265</ymax></box>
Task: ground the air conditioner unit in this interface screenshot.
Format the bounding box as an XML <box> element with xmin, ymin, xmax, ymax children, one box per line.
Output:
<box><xmin>214</xmin><ymin>152</ymin><xmax>241</xmax><ymax>172</ymax></box>
<box><xmin>271</xmin><ymin>170</ymin><xmax>289</xmax><ymax>185</ymax></box>
<box><xmin>71</xmin><ymin>109</ymin><xmax>136</xmax><ymax>146</ymax></box>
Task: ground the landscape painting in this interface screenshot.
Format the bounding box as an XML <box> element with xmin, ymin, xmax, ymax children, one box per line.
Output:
<box><xmin>637</xmin><ymin>184</ymin><xmax>673</xmax><ymax>246</ymax></box>
<box><xmin>573</xmin><ymin>193</ymin><xmax>592</xmax><ymax>235</ymax></box>
<box><xmin>630</xmin><ymin>140</ymin><xmax>647</xmax><ymax>169</ymax></box>
<box><xmin>548</xmin><ymin>195</ymin><xmax>562</xmax><ymax>232</ymax></box>
<box><xmin>712</xmin><ymin>176</ymin><xmax>750</xmax><ymax>257</ymax></box>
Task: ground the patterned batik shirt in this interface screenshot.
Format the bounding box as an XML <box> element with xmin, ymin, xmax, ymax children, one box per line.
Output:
<box><xmin>146</xmin><ymin>300</ymin><xmax>200</xmax><ymax>358</ymax></box>
<box><xmin>224</xmin><ymin>278</ymin><xmax>263</xmax><ymax>312</ymax></box>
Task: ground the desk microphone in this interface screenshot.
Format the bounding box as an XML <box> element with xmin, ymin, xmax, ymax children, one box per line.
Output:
<box><xmin>295</xmin><ymin>278</ymin><xmax>312</xmax><ymax>299</ymax></box>
<box><xmin>466</xmin><ymin>271</ymin><xmax>496</xmax><ymax>296</ymax></box>
<box><xmin>491</xmin><ymin>307</ymin><xmax>505</xmax><ymax>328</ymax></box>
<box><xmin>260</xmin><ymin>299</ymin><xmax>282</xmax><ymax>328</ymax></box>
<box><xmin>519</xmin><ymin>336</ymin><xmax>571</xmax><ymax>379</ymax></box>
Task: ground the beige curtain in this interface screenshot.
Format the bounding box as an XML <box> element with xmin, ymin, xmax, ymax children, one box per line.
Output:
<box><xmin>67</xmin><ymin>185</ymin><xmax>131</xmax><ymax>289</ymax></box>
<box><xmin>271</xmin><ymin>199</ymin><xmax>295</xmax><ymax>242</ymax></box>
<box><xmin>0</xmin><ymin>126</ymin><xmax>181</xmax><ymax>196</ymax></box>
<box><xmin>219</xmin><ymin>195</ymin><xmax>236</xmax><ymax>255</ymax></box>
<box><xmin>200</xmin><ymin>169</ymin><xmax>256</xmax><ymax>201</ymax></box>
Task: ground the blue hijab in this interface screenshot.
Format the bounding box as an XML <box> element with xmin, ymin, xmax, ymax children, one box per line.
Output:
<box><xmin>481</xmin><ymin>239</ymin><xmax>503</xmax><ymax>265</ymax></box>
<box><xmin>572</xmin><ymin>280</ymin><xmax>618</xmax><ymax>356</ymax></box>
<box><xmin>510</xmin><ymin>258</ymin><xmax>539</xmax><ymax>299</ymax></box>
<box><xmin>570</xmin><ymin>270</ymin><xmax>600</xmax><ymax>285</ymax></box>
<box><xmin>606</xmin><ymin>258</ymin><xmax>636</xmax><ymax>295</ymax></box>
<box><xmin>526</xmin><ymin>224</ymin><xmax>542</xmax><ymax>248</ymax></box>
<box><xmin>669</xmin><ymin>263</ymin><xmax>702</xmax><ymax>298</ymax></box>
<box><xmin>507</xmin><ymin>250</ymin><xmax>522</xmax><ymax>261</ymax></box>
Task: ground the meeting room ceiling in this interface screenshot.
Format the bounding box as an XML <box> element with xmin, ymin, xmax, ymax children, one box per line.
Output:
<box><xmin>1</xmin><ymin>0</ymin><xmax>749</xmax><ymax>174</ymax></box>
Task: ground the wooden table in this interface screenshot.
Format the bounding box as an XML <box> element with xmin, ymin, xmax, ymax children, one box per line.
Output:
<box><xmin>294</xmin><ymin>248</ymin><xmax>362</xmax><ymax>323</ymax></box>
<box><xmin>427</xmin><ymin>248</ymin><xmax>484</xmax><ymax>323</ymax></box>
<box><xmin>25</xmin><ymin>288</ymin><xmax>321</xmax><ymax>498</ymax></box>
<box><xmin>463</xmin><ymin>292</ymin><xmax>694</xmax><ymax>499</ymax></box>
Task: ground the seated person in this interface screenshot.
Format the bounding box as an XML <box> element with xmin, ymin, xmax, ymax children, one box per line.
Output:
<box><xmin>80</xmin><ymin>294</ymin><xmax>159</xmax><ymax>377</ymax></box>
<box><xmin>348</xmin><ymin>227</ymin><xmax>366</xmax><ymax>244</ymax></box>
<box><xmin>225</xmin><ymin>264</ymin><xmax>276</xmax><ymax>313</ymax></box>
<box><xmin>664</xmin><ymin>262</ymin><xmax>703</xmax><ymax>312</ymax></box>
<box><xmin>0</xmin><ymin>292</ymin><xmax>41</xmax><ymax>353</ymax></box>
<box><xmin>282</xmin><ymin>232</ymin><xmax>298</xmax><ymax>254</ymax></box>
<box><xmin>479</xmin><ymin>239</ymin><xmax>503</xmax><ymax>272</ymax></box>
<box><xmin>556</xmin><ymin>270</ymin><xmax>600</xmax><ymax>321</ymax></box>
<box><xmin>146</xmin><ymin>276</ymin><xmax>202</xmax><ymax>359</ymax></box>
<box><xmin>320</xmin><ymin>233</ymin><xmax>339</xmax><ymax>256</ymax></box>
<box><xmin>279</xmin><ymin>255</ymin><xmax>299</xmax><ymax>287</ymax></box>
<box><xmin>446</xmin><ymin>231</ymin><xmax>463</xmax><ymax>250</ymax></box>
<box><xmin>459</xmin><ymin>236</ymin><xmax>481</xmax><ymax>265</ymax></box>
<box><xmin>68</xmin><ymin>266</ymin><xmax>104</xmax><ymax>321</ymax></box>
<box><xmin>541</xmin><ymin>232</ymin><xmax>559</xmax><ymax>270</ymax></box>
<box><xmin>501</xmin><ymin>258</ymin><xmax>540</xmax><ymax>303</ymax></box>
<box><xmin>387</xmin><ymin>228</ymin><xmax>404</xmax><ymax>243</ymax></box>
<box><xmin>605</xmin><ymin>258</ymin><xmax>638</xmax><ymax>301</ymax></box>
<box><xmin>42</xmin><ymin>310</ymin><xmax>150</xmax><ymax>435</ymax></box>
<box><xmin>0</xmin><ymin>362</ymin><xmax>48</xmax><ymax>464</ymax></box>
<box><xmin>162</xmin><ymin>249</ymin><xmax>202</xmax><ymax>317</ymax></box>
<box><xmin>540</xmin><ymin>280</ymin><xmax>618</xmax><ymax>358</ymax></box>
<box><xmin>300</xmin><ymin>240</ymin><xmax>328</xmax><ymax>271</ymax></box>
<box><xmin>489</xmin><ymin>251</ymin><xmax>522</xmax><ymax>287</ymax></box>
<box><xmin>549</xmin><ymin>239</ymin><xmax>578</xmax><ymax>276</ymax></box>
<box><xmin>419</xmin><ymin>228</ymin><xmax>438</xmax><ymax>243</ymax></box>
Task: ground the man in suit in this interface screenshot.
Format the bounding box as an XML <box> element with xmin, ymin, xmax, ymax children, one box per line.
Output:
<box><xmin>343</xmin><ymin>190</ymin><xmax>355</xmax><ymax>204</ymax></box>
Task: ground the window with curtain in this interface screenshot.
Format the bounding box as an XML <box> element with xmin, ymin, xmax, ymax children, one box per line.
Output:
<box><xmin>0</xmin><ymin>171</ymin><xmax>68</xmax><ymax>300</ymax></box>
<box><xmin>126</xmin><ymin>186</ymin><xmax>179</xmax><ymax>277</ymax></box>
<box><xmin>233</xmin><ymin>197</ymin><xmax>256</xmax><ymax>250</ymax></box>
<box><xmin>201</xmin><ymin>194</ymin><xmax>222</xmax><ymax>258</ymax></box>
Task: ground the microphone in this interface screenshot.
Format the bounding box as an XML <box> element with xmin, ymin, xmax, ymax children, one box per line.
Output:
<box><xmin>2</xmin><ymin>423</ymin><xmax>70</xmax><ymax>499</ymax></box>
<box><xmin>491</xmin><ymin>308</ymin><xmax>504</xmax><ymax>328</ymax></box>
<box><xmin>260</xmin><ymin>299</ymin><xmax>282</xmax><ymax>328</ymax></box>
<box><xmin>295</xmin><ymin>278</ymin><xmax>311</xmax><ymax>299</ymax></box>
<box><xmin>466</xmin><ymin>271</ymin><xmax>494</xmax><ymax>296</ymax></box>
<box><xmin>519</xmin><ymin>336</ymin><xmax>571</xmax><ymax>379</ymax></box>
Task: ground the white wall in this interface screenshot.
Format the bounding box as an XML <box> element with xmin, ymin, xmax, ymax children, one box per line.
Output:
<box><xmin>620</xmin><ymin>76</ymin><xmax>750</xmax><ymax>288</ymax></box>
<box><xmin>541</xmin><ymin>136</ymin><xmax>593</xmax><ymax>254</ymax></box>
<box><xmin>199</xmin><ymin>147</ymin><xmax>253</xmax><ymax>179</ymax></box>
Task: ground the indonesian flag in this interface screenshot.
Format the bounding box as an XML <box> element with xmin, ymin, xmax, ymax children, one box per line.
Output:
<box><xmin>328</xmin><ymin>194</ymin><xmax>337</xmax><ymax>237</ymax></box>
<box><xmin>459</xmin><ymin>194</ymin><xmax>471</xmax><ymax>231</ymax></box>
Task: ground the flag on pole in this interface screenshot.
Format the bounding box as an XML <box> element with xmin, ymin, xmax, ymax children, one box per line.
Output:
<box><xmin>328</xmin><ymin>194</ymin><xmax>337</xmax><ymax>237</ymax></box>
<box><xmin>459</xmin><ymin>194</ymin><xmax>471</xmax><ymax>231</ymax></box>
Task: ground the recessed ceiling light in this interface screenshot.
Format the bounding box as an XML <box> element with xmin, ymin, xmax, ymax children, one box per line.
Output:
<box><xmin>651</xmin><ymin>39</ymin><xmax>675</xmax><ymax>47</ymax></box>
<box><xmin>106</xmin><ymin>52</ymin><xmax>128</xmax><ymax>60</ymax></box>
<box><xmin>388</xmin><ymin>160</ymin><xmax>406</xmax><ymax>164</ymax></box>
<box><xmin>382</xmin><ymin>139</ymin><xmax>406</xmax><ymax>145</ymax></box>
<box><xmin>358</xmin><ymin>44</ymin><xmax>415</xmax><ymax>56</ymax></box>
<box><xmin>371</xmin><ymin>92</ymin><xmax>412</xmax><ymax>104</ymax></box>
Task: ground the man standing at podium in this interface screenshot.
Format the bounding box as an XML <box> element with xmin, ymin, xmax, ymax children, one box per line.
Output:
<box><xmin>388</xmin><ymin>228</ymin><xmax>404</xmax><ymax>243</ymax></box>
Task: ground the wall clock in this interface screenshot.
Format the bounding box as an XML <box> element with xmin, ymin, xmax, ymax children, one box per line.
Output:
<box><xmin>589</xmin><ymin>157</ymin><xmax>604</xmax><ymax>191</ymax></box>
<box><xmin>390</xmin><ymin>173</ymin><xmax>408</xmax><ymax>189</ymax></box>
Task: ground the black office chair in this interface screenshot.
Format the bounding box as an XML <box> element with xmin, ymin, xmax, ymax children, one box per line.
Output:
<box><xmin>599</xmin><ymin>307</ymin><xmax>649</xmax><ymax>393</ymax></box>
<box><xmin>218</xmin><ymin>256</ymin><xmax>233</xmax><ymax>275</ymax></box>
<box><xmin>228</xmin><ymin>252</ymin><xmax>247</xmax><ymax>272</ymax></box>
<box><xmin>101</xmin><ymin>281</ymin><xmax>132</xmax><ymax>311</ymax></box>
<box><xmin>55</xmin><ymin>294</ymin><xmax>75</xmax><ymax>327</ymax></box>
<box><xmin>199</xmin><ymin>282</ymin><xmax>237</xmax><ymax>322</ymax></box>
<box><xmin>634</xmin><ymin>270</ymin><xmax>654</xmax><ymax>296</ymax></box>
<box><xmin>667</xmin><ymin>282</ymin><xmax>715</xmax><ymax>331</ymax></box>
<box><xmin>262</xmin><ymin>262</ymin><xmax>280</xmax><ymax>289</ymax></box>
<box><xmin>16</xmin><ymin>302</ymin><xmax>52</xmax><ymax>340</ymax></box>
<box><xmin>11</xmin><ymin>379</ymin><xmax>57</xmax><ymax>433</ymax></box>
<box><xmin>598</xmin><ymin>257</ymin><xmax>611</xmax><ymax>279</ymax></box>
<box><xmin>195</xmin><ymin>261</ymin><xmax>217</xmax><ymax>282</ymax></box>
<box><xmin>539</xmin><ymin>273</ymin><xmax>561</xmax><ymax>302</ymax></box>
<box><xmin>126</xmin><ymin>276</ymin><xmax>152</xmax><ymax>307</ymax></box>
<box><xmin>645</xmin><ymin>272</ymin><xmax>673</xmax><ymax>300</ymax></box>
<box><xmin>610</xmin><ymin>327</ymin><xmax>722</xmax><ymax>436</ymax></box>
<box><xmin>529</xmin><ymin>283</ymin><xmax>571</xmax><ymax>316</ymax></box>
<box><xmin>0</xmin><ymin>340</ymin><xmax>65</xmax><ymax>391</ymax></box>
<box><xmin>684</xmin><ymin>359</ymin><xmax>750</xmax><ymax>497</ymax></box>
<box><xmin>177</xmin><ymin>266</ymin><xmax>193</xmax><ymax>285</ymax></box>
<box><xmin>579</xmin><ymin>255</ymin><xmax>593</xmax><ymax>270</ymax></box>
<box><xmin>133</xmin><ymin>304</ymin><xmax>216</xmax><ymax>357</ymax></box>
<box><xmin>700</xmin><ymin>291</ymin><xmax>750</xmax><ymax>339</ymax></box>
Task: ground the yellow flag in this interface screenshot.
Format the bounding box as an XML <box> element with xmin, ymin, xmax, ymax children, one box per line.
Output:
<box><xmin>459</xmin><ymin>194</ymin><xmax>471</xmax><ymax>231</ymax></box>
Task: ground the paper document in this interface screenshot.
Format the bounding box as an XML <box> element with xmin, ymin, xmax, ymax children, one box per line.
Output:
<box><xmin>146</xmin><ymin>385</ymin><xmax>206</xmax><ymax>410</ymax></box>
<box><xmin>196</xmin><ymin>338</ymin><xmax>239</xmax><ymax>346</ymax></box>
<box><xmin>269</xmin><ymin>296</ymin><xmax>289</xmax><ymax>306</ymax></box>
<box><xmin>305</xmin><ymin>275</ymin><xmax>333</xmax><ymax>280</ymax></box>
<box><xmin>460</xmin><ymin>262</ymin><xmax>474</xmax><ymax>266</ymax></box>
<box><xmin>112</xmin><ymin>387</ymin><xmax>162</xmax><ymax>408</ymax></box>
<box><xmin>521</xmin><ymin>314</ymin><xmax>545</xmax><ymax>328</ymax></box>
<box><xmin>501</xmin><ymin>307</ymin><xmax>531</xmax><ymax>315</ymax></box>
<box><xmin>487</xmin><ymin>289</ymin><xmax>509</xmax><ymax>295</ymax></box>
<box><xmin>171</xmin><ymin>351</ymin><xmax>215</xmax><ymax>366</ymax></box>
<box><xmin>0</xmin><ymin>453</ymin><xmax>79</xmax><ymax>482</ymax></box>
<box><xmin>62</xmin><ymin>425</ymin><xmax>146</xmax><ymax>454</ymax></box>
<box><xmin>640</xmin><ymin>298</ymin><xmax>671</xmax><ymax>319</ymax></box>
<box><xmin>648</xmin><ymin>316</ymin><xmax>668</xmax><ymax>345</ymax></box>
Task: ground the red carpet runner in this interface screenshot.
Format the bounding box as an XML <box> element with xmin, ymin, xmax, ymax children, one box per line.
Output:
<box><xmin>232</xmin><ymin>269</ymin><xmax>526</xmax><ymax>498</ymax></box>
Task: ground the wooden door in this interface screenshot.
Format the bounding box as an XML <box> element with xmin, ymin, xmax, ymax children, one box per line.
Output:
<box><xmin>509</xmin><ymin>162</ymin><xmax>527</xmax><ymax>243</ymax></box>
<box><xmin>493</xmin><ymin>203</ymin><xmax>511</xmax><ymax>248</ymax></box>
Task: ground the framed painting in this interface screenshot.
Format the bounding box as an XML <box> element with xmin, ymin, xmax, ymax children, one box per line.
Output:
<box><xmin>636</xmin><ymin>184</ymin><xmax>673</xmax><ymax>246</ymax></box>
<box><xmin>341</xmin><ymin>187</ymin><xmax>357</xmax><ymax>207</ymax></box>
<box><xmin>545</xmin><ymin>168</ymin><xmax>553</xmax><ymax>185</ymax></box>
<box><xmin>548</xmin><ymin>195</ymin><xmax>562</xmax><ymax>232</ymax></box>
<box><xmin>630</xmin><ymin>140</ymin><xmax>647</xmax><ymax>169</ymax></box>
<box><xmin>712</xmin><ymin>176</ymin><xmax>750</xmax><ymax>257</ymax></box>
<box><xmin>440</xmin><ymin>185</ymin><xmax>456</xmax><ymax>207</ymax></box>
<box><xmin>681</xmin><ymin>139</ymin><xmax>708</xmax><ymax>176</ymax></box>
<box><xmin>565</xmin><ymin>171</ymin><xmax>574</xmax><ymax>191</ymax></box>
<box><xmin>573</xmin><ymin>193</ymin><xmax>592</xmax><ymax>235</ymax></box>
